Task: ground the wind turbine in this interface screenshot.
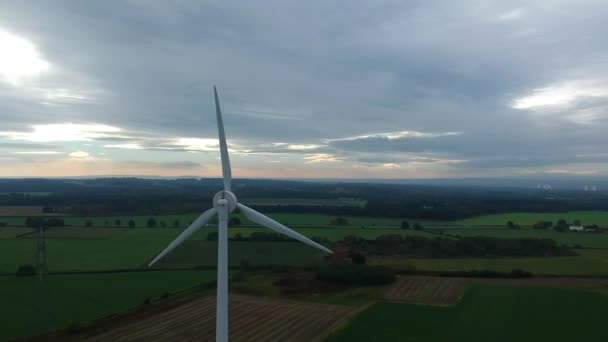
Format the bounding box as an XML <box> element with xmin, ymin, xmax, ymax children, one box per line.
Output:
<box><xmin>148</xmin><ymin>86</ymin><xmax>333</xmax><ymax>342</ymax></box>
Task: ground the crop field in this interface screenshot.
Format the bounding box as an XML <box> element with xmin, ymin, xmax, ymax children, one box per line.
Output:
<box><xmin>0</xmin><ymin>270</ymin><xmax>216</xmax><ymax>341</ymax></box>
<box><xmin>328</xmin><ymin>285</ymin><xmax>608</xmax><ymax>342</ymax></box>
<box><xmin>384</xmin><ymin>276</ymin><xmax>465</xmax><ymax>305</ymax></box>
<box><xmin>455</xmin><ymin>211</ymin><xmax>608</xmax><ymax>227</ymax></box>
<box><xmin>370</xmin><ymin>249</ymin><xmax>608</xmax><ymax>276</ymax></box>
<box><xmin>439</xmin><ymin>228</ymin><xmax>608</xmax><ymax>248</ymax></box>
<box><xmin>77</xmin><ymin>294</ymin><xmax>358</xmax><ymax>342</ymax></box>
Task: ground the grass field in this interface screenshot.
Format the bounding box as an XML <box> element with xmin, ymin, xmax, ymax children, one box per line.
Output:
<box><xmin>455</xmin><ymin>211</ymin><xmax>608</xmax><ymax>227</ymax></box>
<box><xmin>0</xmin><ymin>270</ymin><xmax>216</xmax><ymax>341</ymax></box>
<box><xmin>439</xmin><ymin>228</ymin><xmax>608</xmax><ymax>248</ymax></box>
<box><xmin>328</xmin><ymin>285</ymin><xmax>608</xmax><ymax>341</ymax></box>
<box><xmin>153</xmin><ymin>240</ymin><xmax>327</xmax><ymax>268</ymax></box>
<box><xmin>370</xmin><ymin>249</ymin><xmax>608</xmax><ymax>276</ymax></box>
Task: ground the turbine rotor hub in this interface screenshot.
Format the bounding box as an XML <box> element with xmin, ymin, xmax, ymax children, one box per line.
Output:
<box><xmin>213</xmin><ymin>191</ymin><xmax>237</xmax><ymax>212</ymax></box>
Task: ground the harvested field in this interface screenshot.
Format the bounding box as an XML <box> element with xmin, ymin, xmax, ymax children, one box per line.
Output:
<box><xmin>384</xmin><ymin>276</ymin><xmax>465</xmax><ymax>305</ymax></box>
<box><xmin>76</xmin><ymin>295</ymin><xmax>357</xmax><ymax>342</ymax></box>
<box><xmin>384</xmin><ymin>275</ymin><xmax>608</xmax><ymax>305</ymax></box>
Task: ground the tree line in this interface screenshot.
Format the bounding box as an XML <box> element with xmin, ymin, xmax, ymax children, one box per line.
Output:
<box><xmin>341</xmin><ymin>234</ymin><xmax>575</xmax><ymax>258</ymax></box>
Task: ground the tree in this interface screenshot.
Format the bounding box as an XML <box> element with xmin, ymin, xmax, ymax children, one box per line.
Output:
<box><xmin>147</xmin><ymin>218</ymin><xmax>157</xmax><ymax>228</ymax></box>
<box><xmin>555</xmin><ymin>219</ymin><xmax>569</xmax><ymax>232</ymax></box>
<box><xmin>128</xmin><ymin>219</ymin><xmax>136</xmax><ymax>228</ymax></box>
<box><xmin>400</xmin><ymin>221</ymin><xmax>410</xmax><ymax>229</ymax></box>
<box><xmin>173</xmin><ymin>219</ymin><xmax>180</xmax><ymax>228</ymax></box>
<box><xmin>506</xmin><ymin>221</ymin><xmax>515</xmax><ymax>228</ymax></box>
<box><xmin>229</xmin><ymin>217</ymin><xmax>242</xmax><ymax>225</ymax></box>
<box><xmin>412</xmin><ymin>222</ymin><xmax>423</xmax><ymax>230</ymax></box>
<box><xmin>573</xmin><ymin>219</ymin><xmax>582</xmax><ymax>226</ymax></box>
<box><xmin>533</xmin><ymin>221</ymin><xmax>552</xmax><ymax>230</ymax></box>
<box><xmin>85</xmin><ymin>219</ymin><xmax>93</xmax><ymax>227</ymax></box>
<box><xmin>114</xmin><ymin>219</ymin><xmax>121</xmax><ymax>226</ymax></box>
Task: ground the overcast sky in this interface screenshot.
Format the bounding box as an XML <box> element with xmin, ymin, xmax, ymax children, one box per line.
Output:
<box><xmin>1</xmin><ymin>1</ymin><xmax>607</xmax><ymax>179</ymax></box>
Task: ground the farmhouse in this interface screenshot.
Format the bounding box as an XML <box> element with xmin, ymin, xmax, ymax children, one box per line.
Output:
<box><xmin>569</xmin><ymin>225</ymin><xmax>584</xmax><ymax>232</ymax></box>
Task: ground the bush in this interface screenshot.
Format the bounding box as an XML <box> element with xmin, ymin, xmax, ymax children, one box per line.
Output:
<box><xmin>330</xmin><ymin>217</ymin><xmax>349</xmax><ymax>226</ymax></box>
<box><xmin>316</xmin><ymin>265</ymin><xmax>395</xmax><ymax>286</ymax></box>
<box><xmin>533</xmin><ymin>221</ymin><xmax>553</xmax><ymax>229</ymax></box>
<box><xmin>400</xmin><ymin>221</ymin><xmax>410</xmax><ymax>229</ymax></box>
<box><xmin>16</xmin><ymin>265</ymin><xmax>36</xmax><ymax>277</ymax></box>
<box><xmin>412</xmin><ymin>222</ymin><xmax>423</xmax><ymax>230</ymax></box>
<box><xmin>229</xmin><ymin>217</ymin><xmax>242</xmax><ymax>225</ymax></box>
<box><xmin>147</xmin><ymin>218</ymin><xmax>157</xmax><ymax>228</ymax></box>
<box><xmin>0</xmin><ymin>222</ymin><xmax>5</xmax><ymax>227</ymax></box>
<box><xmin>128</xmin><ymin>219</ymin><xmax>136</xmax><ymax>228</ymax></box>
<box><xmin>85</xmin><ymin>219</ymin><xmax>93</xmax><ymax>227</ymax></box>
<box><xmin>352</xmin><ymin>253</ymin><xmax>366</xmax><ymax>265</ymax></box>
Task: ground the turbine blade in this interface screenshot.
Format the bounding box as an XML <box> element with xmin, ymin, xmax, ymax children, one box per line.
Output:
<box><xmin>237</xmin><ymin>203</ymin><xmax>333</xmax><ymax>254</ymax></box>
<box><xmin>214</xmin><ymin>86</ymin><xmax>232</xmax><ymax>192</ymax></box>
<box><xmin>148</xmin><ymin>208</ymin><xmax>217</xmax><ymax>266</ymax></box>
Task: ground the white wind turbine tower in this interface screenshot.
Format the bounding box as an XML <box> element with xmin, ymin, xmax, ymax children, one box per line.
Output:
<box><xmin>148</xmin><ymin>86</ymin><xmax>333</xmax><ymax>342</ymax></box>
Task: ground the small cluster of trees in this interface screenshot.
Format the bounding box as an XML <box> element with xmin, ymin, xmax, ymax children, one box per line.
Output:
<box><xmin>507</xmin><ymin>219</ymin><xmax>602</xmax><ymax>232</ymax></box>
<box><xmin>207</xmin><ymin>231</ymin><xmax>310</xmax><ymax>242</ymax></box>
<box><xmin>341</xmin><ymin>234</ymin><xmax>575</xmax><ymax>258</ymax></box>
<box><xmin>400</xmin><ymin>221</ymin><xmax>423</xmax><ymax>230</ymax></box>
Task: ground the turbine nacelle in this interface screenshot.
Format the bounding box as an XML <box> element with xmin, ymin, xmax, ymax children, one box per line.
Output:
<box><xmin>213</xmin><ymin>190</ymin><xmax>237</xmax><ymax>212</ymax></box>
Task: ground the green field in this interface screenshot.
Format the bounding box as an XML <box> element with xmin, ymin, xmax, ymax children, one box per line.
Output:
<box><xmin>3</xmin><ymin>211</ymin><xmax>608</xmax><ymax>229</ymax></box>
<box><xmin>0</xmin><ymin>226</ymin><xmax>437</xmax><ymax>273</ymax></box>
<box><xmin>154</xmin><ymin>240</ymin><xmax>327</xmax><ymax>268</ymax></box>
<box><xmin>0</xmin><ymin>270</ymin><xmax>215</xmax><ymax>341</ymax></box>
<box><xmin>439</xmin><ymin>228</ymin><xmax>608</xmax><ymax>248</ymax></box>
<box><xmin>455</xmin><ymin>211</ymin><xmax>608</xmax><ymax>227</ymax></box>
<box><xmin>328</xmin><ymin>285</ymin><xmax>608</xmax><ymax>341</ymax></box>
<box><xmin>371</xmin><ymin>249</ymin><xmax>608</xmax><ymax>276</ymax></box>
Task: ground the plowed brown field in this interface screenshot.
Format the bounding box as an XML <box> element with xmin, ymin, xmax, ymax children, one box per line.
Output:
<box><xmin>384</xmin><ymin>276</ymin><xmax>465</xmax><ymax>305</ymax></box>
<box><xmin>75</xmin><ymin>295</ymin><xmax>357</xmax><ymax>342</ymax></box>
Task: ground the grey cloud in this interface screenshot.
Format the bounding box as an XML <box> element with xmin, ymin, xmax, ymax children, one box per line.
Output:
<box><xmin>119</xmin><ymin>160</ymin><xmax>201</xmax><ymax>169</ymax></box>
<box><xmin>1</xmin><ymin>1</ymin><xmax>608</xmax><ymax>176</ymax></box>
